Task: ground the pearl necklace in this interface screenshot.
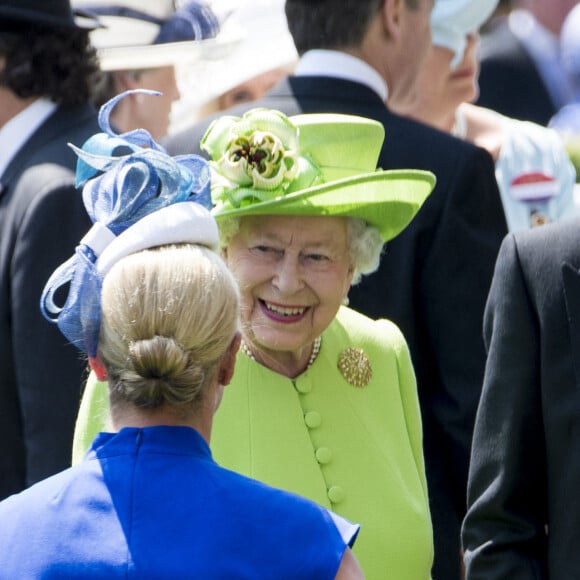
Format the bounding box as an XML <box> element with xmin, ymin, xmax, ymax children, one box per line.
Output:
<box><xmin>241</xmin><ymin>336</ymin><xmax>322</xmax><ymax>371</ymax></box>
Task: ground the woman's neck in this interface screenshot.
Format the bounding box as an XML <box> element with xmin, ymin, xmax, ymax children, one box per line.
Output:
<box><xmin>240</xmin><ymin>336</ymin><xmax>321</xmax><ymax>379</ymax></box>
<box><xmin>110</xmin><ymin>404</ymin><xmax>213</xmax><ymax>444</ymax></box>
<box><xmin>390</xmin><ymin>97</ymin><xmax>456</xmax><ymax>134</ymax></box>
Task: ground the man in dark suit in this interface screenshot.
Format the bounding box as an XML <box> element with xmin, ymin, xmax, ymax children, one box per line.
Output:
<box><xmin>463</xmin><ymin>217</ymin><xmax>580</xmax><ymax>578</ymax></box>
<box><xmin>166</xmin><ymin>1</ymin><xmax>508</xmax><ymax>577</ymax></box>
<box><xmin>0</xmin><ymin>0</ymin><xmax>101</xmax><ymax>499</ymax></box>
<box><xmin>477</xmin><ymin>0</ymin><xmax>578</xmax><ymax>125</ymax></box>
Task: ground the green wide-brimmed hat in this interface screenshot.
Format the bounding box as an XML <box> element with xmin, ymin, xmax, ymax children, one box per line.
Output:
<box><xmin>202</xmin><ymin>108</ymin><xmax>436</xmax><ymax>242</ymax></box>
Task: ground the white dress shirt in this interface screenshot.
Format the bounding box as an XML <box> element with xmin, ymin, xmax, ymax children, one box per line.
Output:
<box><xmin>0</xmin><ymin>98</ymin><xmax>57</xmax><ymax>179</ymax></box>
<box><xmin>294</xmin><ymin>49</ymin><xmax>389</xmax><ymax>102</ymax></box>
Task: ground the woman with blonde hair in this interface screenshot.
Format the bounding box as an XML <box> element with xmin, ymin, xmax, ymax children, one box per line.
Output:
<box><xmin>0</xmin><ymin>92</ymin><xmax>362</xmax><ymax>579</ymax></box>
<box><xmin>74</xmin><ymin>103</ymin><xmax>437</xmax><ymax>578</ymax></box>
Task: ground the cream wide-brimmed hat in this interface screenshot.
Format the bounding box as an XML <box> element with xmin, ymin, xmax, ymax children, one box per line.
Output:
<box><xmin>72</xmin><ymin>0</ymin><xmax>241</xmax><ymax>71</ymax></box>
<box><xmin>170</xmin><ymin>0</ymin><xmax>298</xmax><ymax>130</ymax></box>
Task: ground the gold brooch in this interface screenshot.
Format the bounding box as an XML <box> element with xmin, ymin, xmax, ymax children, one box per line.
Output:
<box><xmin>337</xmin><ymin>347</ymin><xmax>372</xmax><ymax>387</ymax></box>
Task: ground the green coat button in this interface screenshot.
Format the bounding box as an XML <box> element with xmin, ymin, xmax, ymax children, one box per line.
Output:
<box><xmin>304</xmin><ymin>411</ymin><xmax>322</xmax><ymax>428</ymax></box>
<box><xmin>315</xmin><ymin>447</ymin><xmax>332</xmax><ymax>464</ymax></box>
<box><xmin>327</xmin><ymin>485</ymin><xmax>345</xmax><ymax>504</ymax></box>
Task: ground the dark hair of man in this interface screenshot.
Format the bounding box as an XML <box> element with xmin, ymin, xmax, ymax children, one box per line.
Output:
<box><xmin>92</xmin><ymin>71</ymin><xmax>118</xmax><ymax>110</ymax></box>
<box><xmin>0</xmin><ymin>26</ymin><xmax>100</xmax><ymax>106</ymax></box>
<box><xmin>285</xmin><ymin>0</ymin><xmax>419</xmax><ymax>55</ymax></box>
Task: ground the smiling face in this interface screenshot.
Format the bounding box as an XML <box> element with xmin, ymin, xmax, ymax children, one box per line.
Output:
<box><xmin>223</xmin><ymin>215</ymin><xmax>354</xmax><ymax>375</ymax></box>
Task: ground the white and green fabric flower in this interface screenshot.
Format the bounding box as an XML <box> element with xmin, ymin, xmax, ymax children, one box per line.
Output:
<box><xmin>201</xmin><ymin>108</ymin><xmax>321</xmax><ymax>209</ymax></box>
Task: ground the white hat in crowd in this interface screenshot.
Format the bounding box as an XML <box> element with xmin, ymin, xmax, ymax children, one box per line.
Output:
<box><xmin>72</xmin><ymin>0</ymin><xmax>241</xmax><ymax>71</ymax></box>
<box><xmin>170</xmin><ymin>0</ymin><xmax>298</xmax><ymax>130</ymax></box>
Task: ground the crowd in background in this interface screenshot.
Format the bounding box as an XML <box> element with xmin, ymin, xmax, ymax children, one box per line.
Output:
<box><xmin>2</xmin><ymin>0</ymin><xmax>580</xmax><ymax>578</ymax></box>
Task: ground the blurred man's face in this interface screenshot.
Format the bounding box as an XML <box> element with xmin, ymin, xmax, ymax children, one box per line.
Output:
<box><xmin>387</xmin><ymin>0</ymin><xmax>435</xmax><ymax>109</ymax></box>
<box><xmin>132</xmin><ymin>66</ymin><xmax>180</xmax><ymax>140</ymax></box>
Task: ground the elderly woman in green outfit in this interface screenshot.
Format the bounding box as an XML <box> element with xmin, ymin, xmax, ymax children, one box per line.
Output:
<box><xmin>74</xmin><ymin>108</ymin><xmax>436</xmax><ymax>579</ymax></box>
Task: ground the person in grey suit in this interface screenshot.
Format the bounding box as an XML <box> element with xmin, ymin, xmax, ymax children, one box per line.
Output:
<box><xmin>0</xmin><ymin>0</ymin><xmax>101</xmax><ymax>500</ymax></box>
<box><xmin>165</xmin><ymin>1</ymin><xmax>509</xmax><ymax>578</ymax></box>
<box><xmin>463</xmin><ymin>216</ymin><xmax>580</xmax><ymax>578</ymax></box>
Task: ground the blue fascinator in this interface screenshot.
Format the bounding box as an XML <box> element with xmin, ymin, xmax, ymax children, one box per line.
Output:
<box><xmin>41</xmin><ymin>90</ymin><xmax>218</xmax><ymax>357</ymax></box>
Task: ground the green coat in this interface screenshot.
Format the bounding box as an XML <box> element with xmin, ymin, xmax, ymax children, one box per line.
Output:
<box><xmin>73</xmin><ymin>307</ymin><xmax>433</xmax><ymax>579</ymax></box>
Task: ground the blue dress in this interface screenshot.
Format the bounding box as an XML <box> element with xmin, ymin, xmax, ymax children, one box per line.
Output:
<box><xmin>0</xmin><ymin>426</ymin><xmax>358</xmax><ymax>579</ymax></box>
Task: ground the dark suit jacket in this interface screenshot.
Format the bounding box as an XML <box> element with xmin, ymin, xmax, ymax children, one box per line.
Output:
<box><xmin>477</xmin><ymin>20</ymin><xmax>557</xmax><ymax>125</ymax></box>
<box><xmin>166</xmin><ymin>76</ymin><xmax>508</xmax><ymax>580</ymax></box>
<box><xmin>464</xmin><ymin>216</ymin><xmax>580</xmax><ymax>579</ymax></box>
<box><xmin>0</xmin><ymin>104</ymin><xmax>99</xmax><ymax>499</ymax></box>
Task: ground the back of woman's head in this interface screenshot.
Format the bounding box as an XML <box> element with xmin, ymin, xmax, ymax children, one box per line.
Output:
<box><xmin>98</xmin><ymin>244</ymin><xmax>239</xmax><ymax>411</ymax></box>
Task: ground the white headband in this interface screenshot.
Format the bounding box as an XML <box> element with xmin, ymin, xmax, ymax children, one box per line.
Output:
<box><xmin>79</xmin><ymin>202</ymin><xmax>220</xmax><ymax>276</ymax></box>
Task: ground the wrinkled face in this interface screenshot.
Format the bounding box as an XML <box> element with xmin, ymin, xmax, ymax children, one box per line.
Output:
<box><xmin>414</xmin><ymin>32</ymin><xmax>480</xmax><ymax>121</ymax></box>
<box><xmin>133</xmin><ymin>65</ymin><xmax>180</xmax><ymax>139</ymax></box>
<box><xmin>224</xmin><ymin>215</ymin><xmax>354</xmax><ymax>358</ymax></box>
<box><xmin>389</xmin><ymin>0</ymin><xmax>435</xmax><ymax>108</ymax></box>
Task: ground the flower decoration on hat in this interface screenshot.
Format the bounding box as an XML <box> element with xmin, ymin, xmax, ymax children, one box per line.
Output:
<box><xmin>41</xmin><ymin>90</ymin><xmax>216</xmax><ymax>357</ymax></box>
<box><xmin>201</xmin><ymin>108</ymin><xmax>321</xmax><ymax>210</ymax></box>
<box><xmin>202</xmin><ymin>107</ymin><xmax>436</xmax><ymax>243</ymax></box>
<box><xmin>219</xmin><ymin>129</ymin><xmax>296</xmax><ymax>190</ymax></box>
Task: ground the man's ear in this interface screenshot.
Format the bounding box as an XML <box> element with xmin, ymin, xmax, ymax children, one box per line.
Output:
<box><xmin>218</xmin><ymin>332</ymin><xmax>241</xmax><ymax>386</ymax></box>
<box><xmin>88</xmin><ymin>355</ymin><xmax>108</xmax><ymax>382</ymax></box>
<box><xmin>115</xmin><ymin>70</ymin><xmax>140</xmax><ymax>90</ymax></box>
<box><xmin>381</xmin><ymin>0</ymin><xmax>404</xmax><ymax>41</ymax></box>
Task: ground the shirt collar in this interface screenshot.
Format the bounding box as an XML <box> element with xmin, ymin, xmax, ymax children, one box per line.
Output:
<box><xmin>0</xmin><ymin>98</ymin><xmax>57</xmax><ymax>179</ymax></box>
<box><xmin>88</xmin><ymin>426</ymin><xmax>212</xmax><ymax>461</ymax></box>
<box><xmin>294</xmin><ymin>49</ymin><xmax>389</xmax><ymax>102</ymax></box>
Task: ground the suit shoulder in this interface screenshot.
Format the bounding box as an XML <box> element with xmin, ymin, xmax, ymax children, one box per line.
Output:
<box><xmin>512</xmin><ymin>216</ymin><xmax>580</xmax><ymax>259</ymax></box>
<box><xmin>387</xmin><ymin>112</ymin><xmax>484</xmax><ymax>153</ymax></box>
<box><xmin>491</xmin><ymin>219</ymin><xmax>580</xmax><ymax>297</ymax></box>
<box><xmin>383</xmin><ymin>112</ymin><xmax>492</xmax><ymax>171</ymax></box>
<box><xmin>13</xmin><ymin>162</ymin><xmax>76</xmax><ymax>200</ymax></box>
<box><xmin>13</xmin><ymin>106</ymin><xmax>98</xmax><ymax>175</ymax></box>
